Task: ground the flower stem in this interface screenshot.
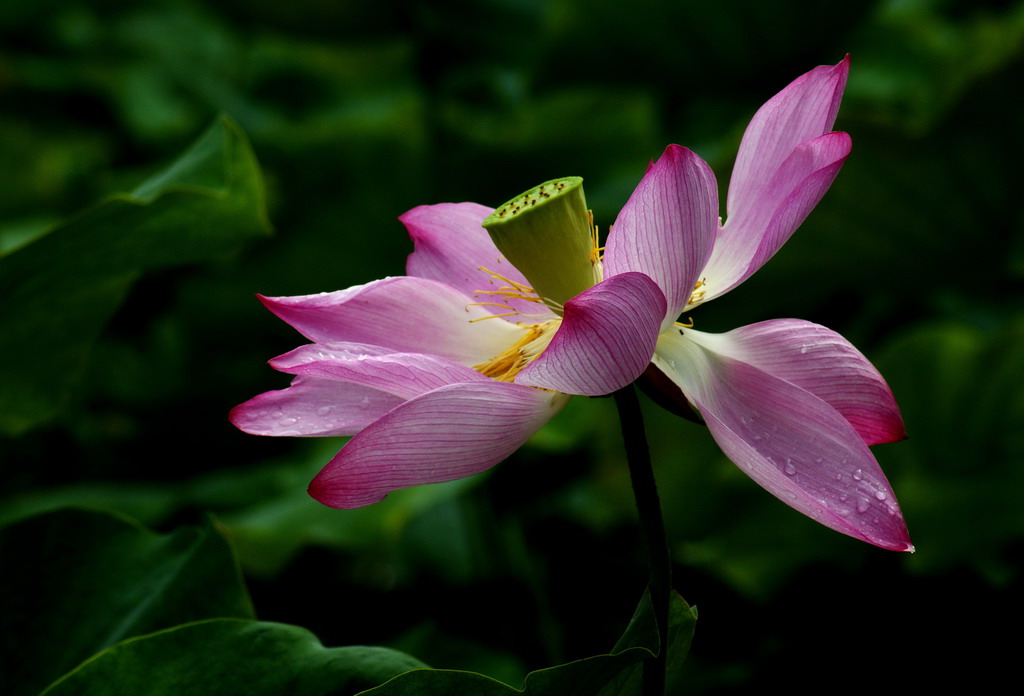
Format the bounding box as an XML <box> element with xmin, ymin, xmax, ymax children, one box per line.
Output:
<box><xmin>613</xmin><ymin>383</ymin><xmax>672</xmax><ymax>696</ymax></box>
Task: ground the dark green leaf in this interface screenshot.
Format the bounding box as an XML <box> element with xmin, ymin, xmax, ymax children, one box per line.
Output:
<box><xmin>0</xmin><ymin>116</ymin><xmax>270</xmax><ymax>435</ymax></box>
<box><xmin>0</xmin><ymin>508</ymin><xmax>254</xmax><ymax>696</ymax></box>
<box><xmin>359</xmin><ymin>591</ymin><xmax>696</xmax><ymax>696</ymax></box>
<box><xmin>40</xmin><ymin>619</ymin><xmax>427</xmax><ymax>696</ymax></box>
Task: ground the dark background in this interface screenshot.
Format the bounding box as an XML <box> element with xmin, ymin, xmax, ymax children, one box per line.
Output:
<box><xmin>2</xmin><ymin>0</ymin><xmax>1022</xmax><ymax>691</ymax></box>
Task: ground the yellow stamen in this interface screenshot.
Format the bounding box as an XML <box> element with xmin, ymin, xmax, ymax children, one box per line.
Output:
<box><xmin>466</xmin><ymin>302</ymin><xmax>517</xmax><ymax>311</ymax></box>
<box><xmin>469</xmin><ymin>312</ymin><xmax>522</xmax><ymax>322</ymax></box>
<box><xmin>473</xmin><ymin>289</ymin><xmax>546</xmax><ymax>303</ymax></box>
<box><xmin>588</xmin><ymin>211</ymin><xmax>604</xmax><ymax>264</ymax></box>
<box><xmin>688</xmin><ymin>277</ymin><xmax>707</xmax><ymax>306</ymax></box>
<box><xmin>478</xmin><ymin>266</ymin><xmax>536</xmax><ymax>295</ymax></box>
<box><xmin>473</xmin><ymin>319</ymin><xmax>560</xmax><ymax>381</ymax></box>
<box><xmin>472</xmin><ymin>265</ymin><xmax>565</xmax><ymax>317</ymax></box>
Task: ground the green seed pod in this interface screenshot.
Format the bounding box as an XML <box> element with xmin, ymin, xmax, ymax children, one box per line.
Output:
<box><xmin>482</xmin><ymin>177</ymin><xmax>599</xmax><ymax>312</ymax></box>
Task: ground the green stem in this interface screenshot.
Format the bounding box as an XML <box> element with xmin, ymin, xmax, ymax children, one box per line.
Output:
<box><xmin>613</xmin><ymin>384</ymin><xmax>672</xmax><ymax>696</ymax></box>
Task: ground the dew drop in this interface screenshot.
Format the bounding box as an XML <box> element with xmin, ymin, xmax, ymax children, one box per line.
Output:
<box><xmin>800</xmin><ymin>344</ymin><xmax>809</xmax><ymax>354</ymax></box>
<box><xmin>852</xmin><ymin>468</ymin><xmax>863</xmax><ymax>481</ymax></box>
<box><xmin>874</xmin><ymin>490</ymin><xmax>887</xmax><ymax>501</ymax></box>
<box><xmin>856</xmin><ymin>498</ymin><xmax>870</xmax><ymax>513</ymax></box>
<box><xmin>784</xmin><ymin>459</ymin><xmax>797</xmax><ymax>476</ymax></box>
<box><xmin>316</xmin><ymin>405</ymin><xmax>334</xmax><ymax>417</ymax></box>
<box><xmin>280</xmin><ymin>417</ymin><xmax>298</xmax><ymax>426</ymax></box>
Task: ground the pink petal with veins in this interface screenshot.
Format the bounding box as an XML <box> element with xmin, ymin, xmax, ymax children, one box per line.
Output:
<box><xmin>727</xmin><ymin>56</ymin><xmax>849</xmax><ymax>221</ymax></box>
<box><xmin>701</xmin><ymin>131</ymin><xmax>851</xmax><ymax>302</ymax></box>
<box><xmin>270</xmin><ymin>344</ymin><xmax>490</xmax><ymax>400</ymax></box>
<box><xmin>229</xmin><ymin>376</ymin><xmax>402</xmax><ymax>437</ymax></box>
<box><xmin>309</xmin><ymin>382</ymin><xmax>568</xmax><ymax>508</ymax></box>
<box><xmin>258</xmin><ymin>276</ymin><xmax>526</xmax><ymax>366</ymax></box>
<box><xmin>655</xmin><ymin>330</ymin><xmax>912</xmax><ymax>551</ymax></box>
<box><xmin>403</xmin><ymin>203</ymin><xmax>552</xmax><ymax>321</ymax></box>
<box><xmin>683</xmin><ymin>321</ymin><xmax>905</xmax><ymax>445</ymax></box>
<box><xmin>605</xmin><ymin>145</ymin><xmax>719</xmax><ymax>324</ymax></box>
<box><xmin>517</xmin><ymin>272</ymin><xmax>666</xmax><ymax>396</ymax></box>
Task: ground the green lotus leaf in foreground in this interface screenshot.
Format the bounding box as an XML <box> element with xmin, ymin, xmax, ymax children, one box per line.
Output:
<box><xmin>0</xmin><ymin>508</ymin><xmax>253</xmax><ymax>696</ymax></box>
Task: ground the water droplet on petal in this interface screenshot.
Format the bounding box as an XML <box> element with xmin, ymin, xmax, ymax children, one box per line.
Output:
<box><xmin>852</xmin><ymin>469</ymin><xmax>863</xmax><ymax>481</ymax></box>
<box><xmin>316</xmin><ymin>405</ymin><xmax>333</xmax><ymax>417</ymax></box>
<box><xmin>874</xmin><ymin>490</ymin><xmax>887</xmax><ymax>501</ymax></box>
<box><xmin>784</xmin><ymin>459</ymin><xmax>797</xmax><ymax>476</ymax></box>
<box><xmin>856</xmin><ymin>498</ymin><xmax>870</xmax><ymax>513</ymax></box>
<box><xmin>280</xmin><ymin>417</ymin><xmax>298</xmax><ymax>426</ymax></box>
<box><xmin>800</xmin><ymin>344</ymin><xmax>809</xmax><ymax>354</ymax></box>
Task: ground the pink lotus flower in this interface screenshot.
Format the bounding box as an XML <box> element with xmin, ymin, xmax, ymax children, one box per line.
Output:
<box><xmin>232</xmin><ymin>57</ymin><xmax>912</xmax><ymax>552</ymax></box>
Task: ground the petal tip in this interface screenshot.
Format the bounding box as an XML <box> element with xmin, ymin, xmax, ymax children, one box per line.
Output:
<box><xmin>658</xmin><ymin>143</ymin><xmax>702</xmax><ymax>166</ymax></box>
<box><xmin>397</xmin><ymin>203</ymin><xmax>434</xmax><ymax>234</ymax></box>
<box><xmin>662</xmin><ymin>143</ymin><xmax>689</xmax><ymax>158</ymax></box>
<box><xmin>228</xmin><ymin>400</ymin><xmax>267</xmax><ymax>436</ymax></box>
<box><xmin>307</xmin><ymin>477</ymin><xmax>387</xmax><ymax>510</ymax></box>
<box><xmin>883</xmin><ymin>538</ymin><xmax>915</xmax><ymax>554</ymax></box>
<box><xmin>256</xmin><ymin>293</ymin><xmax>283</xmax><ymax>311</ymax></box>
<box><xmin>868</xmin><ymin>525</ymin><xmax>914</xmax><ymax>553</ymax></box>
<box><xmin>227</xmin><ymin>403</ymin><xmax>246</xmax><ymax>430</ymax></box>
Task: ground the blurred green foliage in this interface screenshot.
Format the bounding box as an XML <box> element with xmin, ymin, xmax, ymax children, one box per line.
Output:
<box><xmin>2</xmin><ymin>0</ymin><xmax>1022</xmax><ymax>691</ymax></box>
